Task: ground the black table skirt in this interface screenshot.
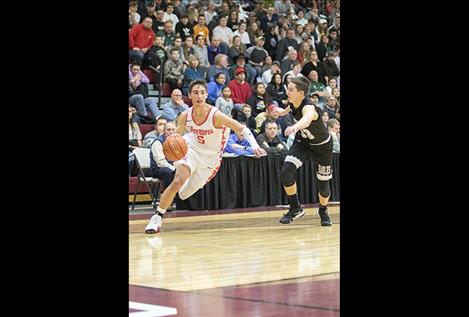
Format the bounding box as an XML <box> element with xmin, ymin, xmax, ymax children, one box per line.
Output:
<box><xmin>176</xmin><ymin>153</ymin><xmax>340</xmax><ymax>210</ymax></box>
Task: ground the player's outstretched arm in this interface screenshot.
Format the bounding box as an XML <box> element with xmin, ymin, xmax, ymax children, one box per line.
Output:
<box><xmin>214</xmin><ymin>111</ymin><xmax>267</xmax><ymax>157</ymax></box>
<box><xmin>285</xmin><ymin>105</ymin><xmax>318</xmax><ymax>136</ymax></box>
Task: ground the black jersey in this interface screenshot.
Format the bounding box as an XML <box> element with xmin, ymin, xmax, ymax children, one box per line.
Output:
<box><xmin>291</xmin><ymin>98</ymin><xmax>330</xmax><ymax>146</ymax></box>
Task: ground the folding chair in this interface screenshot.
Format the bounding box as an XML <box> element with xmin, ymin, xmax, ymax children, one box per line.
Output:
<box><xmin>129</xmin><ymin>148</ymin><xmax>161</xmax><ymax>210</ymax></box>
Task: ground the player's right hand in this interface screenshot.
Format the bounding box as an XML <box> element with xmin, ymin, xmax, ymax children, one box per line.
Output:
<box><xmin>285</xmin><ymin>125</ymin><xmax>298</xmax><ymax>136</ymax></box>
<box><xmin>253</xmin><ymin>147</ymin><xmax>267</xmax><ymax>157</ymax></box>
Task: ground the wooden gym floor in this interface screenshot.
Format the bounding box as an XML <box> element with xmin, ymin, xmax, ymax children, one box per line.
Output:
<box><xmin>129</xmin><ymin>205</ymin><xmax>340</xmax><ymax>316</ymax></box>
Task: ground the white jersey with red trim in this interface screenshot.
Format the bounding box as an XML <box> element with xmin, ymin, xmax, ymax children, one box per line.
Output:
<box><xmin>184</xmin><ymin>105</ymin><xmax>231</xmax><ymax>156</ymax></box>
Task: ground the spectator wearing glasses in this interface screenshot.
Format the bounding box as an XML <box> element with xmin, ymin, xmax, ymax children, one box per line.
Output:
<box><xmin>160</xmin><ymin>89</ymin><xmax>189</xmax><ymax>121</ymax></box>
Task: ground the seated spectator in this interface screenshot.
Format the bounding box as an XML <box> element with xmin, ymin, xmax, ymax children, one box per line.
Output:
<box><xmin>246</xmin><ymin>82</ymin><xmax>271</xmax><ymax>118</ymax></box>
<box><xmin>193</xmin><ymin>14</ymin><xmax>211</xmax><ymax>46</ymax></box>
<box><xmin>163</xmin><ymin>3</ymin><xmax>179</xmax><ymax>32</ymax></box>
<box><xmin>324</xmin><ymin>95</ymin><xmax>339</xmax><ymax>120</ymax></box>
<box><xmin>280</xmin><ymin>48</ymin><xmax>299</xmax><ymax>75</ymax></box>
<box><xmin>227</xmin><ymin>10</ymin><xmax>240</xmax><ymax>33</ymax></box>
<box><xmin>129</xmin><ymin>62</ymin><xmax>161</xmax><ymax>121</ymax></box>
<box><xmin>332</xmin><ymin>87</ymin><xmax>340</xmax><ymax>108</ymax></box>
<box><xmin>266</xmin><ymin>73</ymin><xmax>288</xmax><ymax>108</ymax></box>
<box><xmin>215</xmin><ymin>86</ymin><xmax>234</xmax><ymax>118</ymax></box>
<box><xmin>207</xmin><ymin>72</ymin><xmax>226</xmax><ymax>105</ymax></box>
<box><xmin>156</xmin><ymin>20</ymin><xmax>176</xmax><ymax>48</ymax></box>
<box><xmin>298</xmin><ymin>41</ymin><xmax>311</xmax><ymax>65</ymax></box>
<box><xmin>301</xmin><ymin>50</ymin><xmax>329</xmax><ymax>85</ymax></box>
<box><xmin>326</xmin><ymin>78</ymin><xmax>338</xmax><ymax>95</ymax></box>
<box><xmin>308</xmin><ymin>70</ymin><xmax>328</xmax><ymax>108</ymax></box>
<box><xmin>143</xmin><ymin>117</ymin><xmax>167</xmax><ymax>148</ymax></box>
<box><xmin>212</xmin><ymin>15</ymin><xmax>234</xmax><ymax>54</ymax></box>
<box><xmin>204</xmin><ymin>2</ymin><xmax>218</xmax><ymax>24</ymax></box>
<box><xmin>164</xmin><ymin>47</ymin><xmax>185</xmax><ymax>90</ymax></box>
<box><xmin>129</xmin><ymin>16</ymin><xmax>155</xmax><ymax>64</ymax></box>
<box><xmin>207</xmin><ymin>37</ymin><xmax>223</xmax><ymax>65</ymax></box>
<box><xmin>260</xmin><ymin>55</ymin><xmax>273</xmax><ymax>75</ymax></box>
<box><xmin>260</xmin><ymin>60</ymin><xmax>280</xmax><ymax>87</ymax></box>
<box><xmin>142</xmin><ymin>36</ymin><xmax>168</xmax><ymax>72</ymax></box>
<box><xmin>247</xmin><ymin>20</ymin><xmax>263</xmax><ymax>45</ymax></box>
<box><xmin>327</xmin><ymin>118</ymin><xmax>340</xmax><ymax>153</ymax></box>
<box><xmin>233</xmin><ymin>22</ymin><xmax>251</xmax><ymax>46</ymax></box>
<box><xmin>224</xmin><ymin>129</ymin><xmax>255</xmax><ymax>156</ymax></box>
<box><xmin>182</xmin><ymin>36</ymin><xmax>195</xmax><ymax>62</ymax></box>
<box><xmin>128</xmin><ymin>1</ymin><xmax>141</xmax><ymax>29</ymax></box>
<box><xmin>150</xmin><ymin>121</ymin><xmax>177</xmax><ymax>190</ymax></box>
<box><xmin>161</xmin><ymin>89</ymin><xmax>189</xmax><ymax>121</ymax></box>
<box><xmin>255</xmin><ymin>120</ymin><xmax>288</xmax><ymax>155</ymax></box>
<box><xmin>233</xmin><ymin>104</ymin><xmax>257</xmax><ymax>135</ymax></box>
<box><xmin>193</xmin><ymin>34</ymin><xmax>210</xmax><ymax>70</ymax></box>
<box><xmin>182</xmin><ymin>55</ymin><xmax>205</xmax><ymax>95</ymax></box>
<box><xmin>206</xmin><ymin>54</ymin><xmax>230</xmax><ymax>83</ymax></box>
<box><xmin>129</xmin><ymin>106</ymin><xmax>143</xmax><ymax>151</ymax></box>
<box><xmin>324</xmin><ymin>51</ymin><xmax>340</xmax><ymax>81</ymax></box>
<box><xmin>322</xmin><ymin>110</ymin><xmax>329</xmax><ymax>128</ymax></box>
<box><xmin>227</xmin><ymin>67</ymin><xmax>252</xmax><ymax>109</ymax></box>
<box><xmin>276</xmin><ymin>28</ymin><xmax>299</xmax><ymax>62</ymax></box>
<box><xmin>282</xmin><ymin>60</ymin><xmax>305</xmax><ymax>82</ymax></box>
<box><xmin>255</xmin><ymin>104</ymin><xmax>283</xmax><ymax>135</ymax></box>
<box><xmin>175</xmin><ymin>14</ymin><xmax>194</xmax><ymax>41</ymax></box>
<box><xmin>228</xmin><ymin>35</ymin><xmax>247</xmax><ymax>65</ymax></box>
<box><xmin>166</xmin><ymin>36</ymin><xmax>187</xmax><ymax>66</ymax></box>
<box><xmin>245</xmin><ymin>36</ymin><xmax>269</xmax><ymax>79</ymax></box>
<box><xmin>228</xmin><ymin>54</ymin><xmax>257</xmax><ymax>86</ymax></box>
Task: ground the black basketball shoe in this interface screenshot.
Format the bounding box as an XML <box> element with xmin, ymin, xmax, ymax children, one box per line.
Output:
<box><xmin>279</xmin><ymin>207</ymin><xmax>305</xmax><ymax>224</ymax></box>
<box><xmin>318</xmin><ymin>206</ymin><xmax>332</xmax><ymax>226</ymax></box>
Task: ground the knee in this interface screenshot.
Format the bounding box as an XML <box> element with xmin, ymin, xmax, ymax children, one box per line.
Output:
<box><xmin>169</xmin><ymin>176</ymin><xmax>186</xmax><ymax>192</ymax></box>
<box><xmin>281</xmin><ymin>162</ymin><xmax>297</xmax><ymax>187</ymax></box>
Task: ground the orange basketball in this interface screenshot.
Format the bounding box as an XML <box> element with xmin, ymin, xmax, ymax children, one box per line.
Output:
<box><xmin>163</xmin><ymin>135</ymin><xmax>188</xmax><ymax>161</ymax></box>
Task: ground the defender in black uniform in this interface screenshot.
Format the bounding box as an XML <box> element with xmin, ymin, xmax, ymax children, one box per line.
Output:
<box><xmin>274</xmin><ymin>76</ymin><xmax>333</xmax><ymax>226</ymax></box>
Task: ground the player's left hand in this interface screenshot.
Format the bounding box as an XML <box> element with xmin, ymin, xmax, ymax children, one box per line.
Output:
<box><xmin>253</xmin><ymin>147</ymin><xmax>267</xmax><ymax>158</ymax></box>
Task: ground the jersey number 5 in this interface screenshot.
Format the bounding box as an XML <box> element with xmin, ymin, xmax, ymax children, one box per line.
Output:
<box><xmin>300</xmin><ymin>129</ymin><xmax>315</xmax><ymax>140</ymax></box>
<box><xmin>197</xmin><ymin>135</ymin><xmax>205</xmax><ymax>144</ymax></box>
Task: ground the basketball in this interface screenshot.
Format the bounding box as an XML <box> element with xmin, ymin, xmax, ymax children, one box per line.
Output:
<box><xmin>163</xmin><ymin>135</ymin><xmax>188</xmax><ymax>161</ymax></box>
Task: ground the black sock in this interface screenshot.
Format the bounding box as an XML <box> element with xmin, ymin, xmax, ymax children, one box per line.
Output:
<box><xmin>288</xmin><ymin>193</ymin><xmax>300</xmax><ymax>209</ymax></box>
<box><xmin>319</xmin><ymin>204</ymin><xmax>328</xmax><ymax>212</ymax></box>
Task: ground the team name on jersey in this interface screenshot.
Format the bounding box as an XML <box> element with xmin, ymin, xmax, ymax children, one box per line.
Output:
<box><xmin>191</xmin><ymin>127</ymin><xmax>214</xmax><ymax>135</ymax></box>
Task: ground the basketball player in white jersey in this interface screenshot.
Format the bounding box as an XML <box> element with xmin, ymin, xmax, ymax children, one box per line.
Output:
<box><xmin>145</xmin><ymin>80</ymin><xmax>267</xmax><ymax>233</ymax></box>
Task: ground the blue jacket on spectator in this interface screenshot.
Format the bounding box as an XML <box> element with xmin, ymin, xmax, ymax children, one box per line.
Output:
<box><xmin>207</xmin><ymin>81</ymin><xmax>224</xmax><ymax>105</ymax></box>
<box><xmin>182</xmin><ymin>66</ymin><xmax>205</xmax><ymax>95</ymax></box>
<box><xmin>225</xmin><ymin>133</ymin><xmax>254</xmax><ymax>156</ymax></box>
<box><xmin>161</xmin><ymin>100</ymin><xmax>189</xmax><ymax>121</ymax></box>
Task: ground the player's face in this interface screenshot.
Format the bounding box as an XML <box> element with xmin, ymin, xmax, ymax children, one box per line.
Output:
<box><xmin>189</xmin><ymin>84</ymin><xmax>208</xmax><ymax>106</ymax></box>
<box><xmin>286</xmin><ymin>83</ymin><xmax>304</xmax><ymax>104</ymax></box>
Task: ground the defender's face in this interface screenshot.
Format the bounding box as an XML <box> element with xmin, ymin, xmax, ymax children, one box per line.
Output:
<box><xmin>286</xmin><ymin>83</ymin><xmax>304</xmax><ymax>105</ymax></box>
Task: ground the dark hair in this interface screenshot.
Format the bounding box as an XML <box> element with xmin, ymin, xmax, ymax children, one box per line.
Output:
<box><xmin>290</xmin><ymin>77</ymin><xmax>311</xmax><ymax>96</ymax></box>
<box><xmin>214</xmin><ymin>72</ymin><xmax>226</xmax><ymax>80</ymax></box>
<box><xmin>130</xmin><ymin>62</ymin><xmax>141</xmax><ymax>69</ymax></box>
<box><xmin>155</xmin><ymin>117</ymin><xmax>167</xmax><ymax>126</ymax></box>
<box><xmin>264</xmin><ymin>120</ymin><xmax>278</xmax><ymax>129</ymax></box>
<box><xmin>253</xmin><ymin>82</ymin><xmax>265</xmax><ymax>92</ymax></box>
<box><xmin>291</xmin><ymin>60</ymin><xmax>301</xmax><ymax>69</ymax></box>
<box><xmin>189</xmin><ymin>79</ymin><xmax>208</xmax><ymax>93</ymax></box>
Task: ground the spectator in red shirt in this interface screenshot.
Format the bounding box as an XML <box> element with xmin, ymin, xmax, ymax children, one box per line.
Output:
<box><xmin>227</xmin><ymin>67</ymin><xmax>253</xmax><ymax>110</ymax></box>
<box><xmin>129</xmin><ymin>17</ymin><xmax>156</xmax><ymax>63</ymax></box>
